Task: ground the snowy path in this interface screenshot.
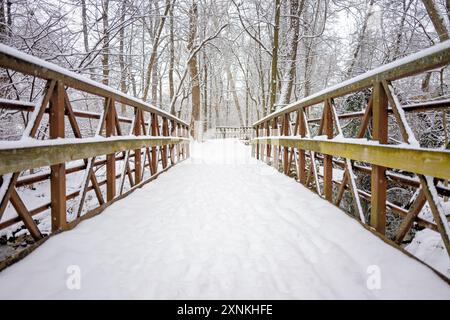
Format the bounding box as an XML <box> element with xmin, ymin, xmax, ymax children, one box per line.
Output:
<box><xmin>0</xmin><ymin>139</ymin><xmax>448</xmax><ymax>299</ymax></box>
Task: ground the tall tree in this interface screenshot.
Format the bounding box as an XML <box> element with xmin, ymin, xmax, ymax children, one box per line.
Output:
<box><xmin>421</xmin><ymin>0</ymin><xmax>449</xmax><ymax>41</ymax></box>
<box><xmin>269</xmin><ymin>0</ymin><xmax>281</xmax><ymax>112</ymax></box>
<box><xmin>279</xmin><ymin>0</ymin><xmax>305</xmax><ymax>106</ymax></box>
<box><xmin>101</xmin><ymin>0</ymin><xmax>110</xmax><ymax>86</ymax></box>
<box><xmin>188</xmin><ymin>0</ymin><xmax>201</xmax><ymax>140</ymax></box>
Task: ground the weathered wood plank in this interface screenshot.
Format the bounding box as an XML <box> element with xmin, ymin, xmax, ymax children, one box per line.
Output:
<box><xmin>49</xmin><ymin>81</ymin><xmax>66</xmax><ymax>232</ymax></box>
<box><xmin>0</xmin><ymin>137</ymin><xmax>189</xmax><ymax>175</ymax></box>
<box><xmin>0</xmin><ymin>44</ymin><xmax>189</xmax><ymax>126</ymax></box>
<box><xmin>251</xmin><ymin>138</ymin><xmax>450</xmax><ymax>180</ymax></box>
<box><xmin>253</xmin><ymin>41</ymin><xmax>450</xmax><ymax>127</ymax></box>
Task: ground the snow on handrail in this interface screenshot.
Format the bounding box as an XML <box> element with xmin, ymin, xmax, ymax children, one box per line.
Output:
<box><xmin>253</xmin><ymin>40</ymin><xmax>450</xmax><ymax>127</ymax></box>
<box><xmin>0</xmin><ymin>44</ymin><xmax>189</xmax><ymax>127</ymax></box>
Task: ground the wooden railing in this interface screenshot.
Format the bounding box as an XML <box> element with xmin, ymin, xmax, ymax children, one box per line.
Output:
<box><xmin>215</xmin><ymin>126</ymin><xmax>253</xmax><ymax>139</ymax></box>
<box><xmin>251</xmin><ymin>40</ymin><xmax>450</xmax><ymax>262</ymax></box>
<box><xmin>0</xmin><ymin>44</ymin><xmax>190</xmax><ymax>250</ymax></box>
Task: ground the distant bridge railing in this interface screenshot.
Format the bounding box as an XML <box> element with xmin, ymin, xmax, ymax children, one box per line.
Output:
<box><xmin>0</xmin><ymin>44</ymin><xmax>189</xmax><ymax>260</ymax></box>
<box><xmin>215</xmin><ymin>126</ymin><xmax>253</xmax><ymax>140</ymax></box>
<box><xmin>251</xmin><ymin>41</ymin><xmax>450</xmax><ymax>264</ymax></box>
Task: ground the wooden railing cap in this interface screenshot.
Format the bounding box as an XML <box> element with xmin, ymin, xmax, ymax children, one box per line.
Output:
<box><xmin>0</xmin><ymin>44</ymin><xmax>189</xmax><ymax>127</ymax></box>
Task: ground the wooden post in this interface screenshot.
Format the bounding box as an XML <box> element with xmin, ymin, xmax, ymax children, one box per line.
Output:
<box><xmin>323</xmin><ymin>102</ymin><xmax>334</xmax><ymax>201</ymax></box>
<box><xmin>151</xmin><ymin>113</ymin><xmax>158</xmax><ymax>173</ymax></box>
<box><xmin>106</xmin><ymin>98</ymin><xmax>116</xmax><ymax>201</ymax></box>
<box><xmin>185</xmin><ymin>125</ymin><xmax>190</xmax><ymax>158</ymax></box>
<box><xmin>170</xmin><ymin>120</ymin><xmax>175</xmax><ymax>165</ymax></box>
<box><xmin>284</xmin><ymin>114</ymin><xmax>290</xmax><ymax>174</ymax></box>
<box><xmin>272</xmin><ymin>117</ymin><xmax>279</xmax><ymax>169</ymax></box>
<box><xmin>134</xmin><ymin>109</ymin><xmax>142</xmax><ymax>184</ymax></box>
<box><xmin>265</xmin><ymin>121</ymin><xmax>270</xmax><ymax>163</ymax></box>
<box><xmin>176</xmin><ymin>122</ymin><xmax>181</xmax><ymax>162</ymax></box>
<box><xmin>298</xmin><ymin>108</ymin><xmax>307</xmax><ymax>185</ymax></box>
<box><xmin>371</xmin><ymin>82</ymin><xmax>388</xmax><ymax>234</ymax></box>
<box><xmin>50</xmin><ymin>81</ymin><xmax>66</xmax><ymax>231</ymax></box>
<box><xmin>162</xmin><ymin>118</ymin><xmax>169</xmax><ymax>168</ymax></box>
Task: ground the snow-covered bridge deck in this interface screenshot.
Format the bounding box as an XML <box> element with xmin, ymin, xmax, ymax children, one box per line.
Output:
<box><xmin>0</xmin><ymin>139</ymin><xmax>448</xmax><ymax>299</ymax></box>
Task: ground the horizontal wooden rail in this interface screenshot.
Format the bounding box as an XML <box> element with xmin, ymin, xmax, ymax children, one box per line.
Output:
<box><xmin>0</xmin><ymin>44</ymin><xmax>188</xmax><ymax>126</ymax></box>
<box><xmin>251</xmin><ymin>41</ymin><xmax>450</xmax><ymax>274</ymax></box>
<box><xmin>0</xmin><ymin>137</ymin><xmax>189</xmax><ymax>175</ymax></box>
<box><xmin>307</xmin><ymin>99</ymin><xmax>450</xmax><ymax>123</ymax></box>
<box><xmin>252</xmin><ymin>137</ymin><xmax>450</xmax><ymax>180</ymax></box>
<box><xmin>0</xmin><ymin>44</ymin><xmax>191</xmax><ymax>267</ymax></box>
<box><xmin>253</xmin><ymin>40</ymin><xmax>450</xmax><ymax>127</ymax></box>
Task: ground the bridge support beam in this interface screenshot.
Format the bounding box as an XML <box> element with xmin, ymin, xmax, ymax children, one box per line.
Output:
<box><xmin>50</xmin><ymin>81</ymin><xmax>67</xmax><ymax>231</ymax></box>
<box><xmin>370</xmin><ymin>82</ymin><xmax>388</xmax><ymax>234</ymax></box>
<box><xmin>134</xmin><ymin>109</ymin><xmax>142</xmax><ymax>184</ymax></box>
<box><xmin>298</xmin><ymin>109</ymin><xmax>307</xmax><ymax>185</ymax></box>
<box><xmin>323</xmin><ymin>101</ymin><xmax>334</xmax><ymax>202</ymax></box>
<box><xmin>106</xmin><ymin>98</ymin><xmax>116</xmax><ymax>201</ymax></box>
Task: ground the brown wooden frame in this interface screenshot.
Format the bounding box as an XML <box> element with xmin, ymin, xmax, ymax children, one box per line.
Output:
<box><xmin>251</xmin><ymin>41</ymin><xmax>450</xmax><ymax>262</ymax></box>
<box><xmin>0</xmin><ymin>45</ymin><xmax>190</xmax><ymax>248</ymax></box>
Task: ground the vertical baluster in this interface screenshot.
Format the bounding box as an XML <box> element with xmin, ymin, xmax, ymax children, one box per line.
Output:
<box><xmin>255</xmin><ymin>124</ymin><xmax>259</xmax><ymax>160</ymax></box>
<box><xmin>151</xmin><ymin>113</ymin><xmax>158</xmax><ymax>173</ymax></box>
<box><xmin>106</xmin><ymin>97</ymin><xmax>116</xmax><ymax>201</ymax></box>
<box><xmin>298</xmin><ymin>108</ymin><xmax>307</xmax><ymax>185</ymax></box>
<box><xmin>323</xmin><ymin>100</ymin><xmax>334</xmax><ymax>202</ymax></box>
<box><xmin>371</xmin><ymin>82</ymin><xmax>388</xmax><ymax>234</ymax></box>
<box><xmin>283</xmin><ymin>113</ymin><xmax>290</xmax><ymax>174</ymax></box>
<box><xmin>134</xmin><ymin>109</ymin><xmax>142</xmax><ymax>184</ymax></box>
<box><xmin>50</xmin><ymin>81</ymin><xmax>66</xmax><ymax>231</ymax></box>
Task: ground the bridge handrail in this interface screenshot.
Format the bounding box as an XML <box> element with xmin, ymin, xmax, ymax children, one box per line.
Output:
<box><xmin>0</xmin><ymin>45</ymin><xmax>190</xmax><ymax>259</ymax></box>
<box><xmin>251</xmin><ymin>41</ymin><xmax>450</xmax><ymax>269</ymax></box>
<box><xmin>0</xmin><ymin>44</ymin><xmax>188</xmax><ymax>127</ymax></box>
<box><xmin>253</xmin><ymin>40</ymin><xmax>450</xmax><ymax>127</ymax></box>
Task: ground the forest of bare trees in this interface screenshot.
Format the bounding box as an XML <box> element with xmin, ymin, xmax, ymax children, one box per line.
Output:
<box><xmin>0</xmin><ymin>0</ymin><xmax>448</xmax><ymax>140</ymax></box>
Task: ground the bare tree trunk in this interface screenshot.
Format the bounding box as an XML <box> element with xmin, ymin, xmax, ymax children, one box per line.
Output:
<box><xmin>119</xmin><ymin>1</ymin><xmax>127</xmax><ymax>112</ymax></box>
<box><xmin>279</xmin><ymin>0</ymin><xmax>305</xmax><ymax>106</ymax></box>
<box><xmin>188</xmin><ymin>1</ymin><xmax>200</xmax><ymax>140</ymax></box>
<box><xmin>391</xmin><ymin>0</ymin><xmax>412</xmax><ymax>61</ymax></box>
<box><xmin>0</xmin><ymin>0</ymin><xmax>6</xmax><ymax>39</ymax></box>
<box><xmin>245</xmin><ymin>64</ymin><xmax>249</xmax><ymax>127</ymax></box>
<box><xmin>203</xmin><ymin>62</ymin><xmax>208</xmax><ymax>133</ymax></box>
<box><xmin>346</xmin><ymin>0</ymin><xmax>375</xmax><ymax>78</ymax></box>
<box><xmin>101</xmin><ymin>0</ymin><xmax>110</xmax><ymax>86</ymax></box>
<box><xmin>152</xmin><ymin>60</ymin><xmax>158</xmax><ymax>106</ymax></box>
<box><xmin>159</xmin><ymin>70</ymin><xmax>163</xmax><ymax>108</ymax></box>
<box><xmin>6</xmin><ymin>0</ymin><xmax>11</xmax><ymax>38</ymax></box>
<box><xmin>421</xmin><ymin>0</ymin><xmax>449</xmax><ymax>93</ymax></box>
<box><xmin>255</xmin><ymin>7</ymin><xmax>267</xmax><ymax>117</ymax></box>
<box><xmin>169</xmin><ymin>3</ymin><xmax>176</xmax><ymax>114</ymax></box>
<box><xmin>226</xmin><ymin>66</ymin><xmax>244</xmax><ymax>126</ymax></box>
<box><xmin>142</xmin><ymin>0</ymin><xmax>171</xmax><ymax>101</ymax></box>
<box><xmin>269</xmin><ymin>0</ymin><xmax>281</xmax><ymax>113</ymax></box>
<box><xmin>446</xmin><ymin>0</ymin><xmax>450</xmax><ymax>22</ymax></box>
<box><xmin>81</xmin><ymin>0</ymin><xmax>89</xmax><ymax>54</ymax></box>
<box><xmin>422</xmin><ymin>0</ymin><xmax>449</xmax><ymax>41</ymax></box>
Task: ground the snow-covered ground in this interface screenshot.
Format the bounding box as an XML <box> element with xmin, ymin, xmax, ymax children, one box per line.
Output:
<box><xmin>0</xmin><ymin>139</ymin><xmax>448</xmax><ymax>299</ymax></box>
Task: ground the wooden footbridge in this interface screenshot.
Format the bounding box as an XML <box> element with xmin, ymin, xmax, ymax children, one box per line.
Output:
<box><xmin>0</xmin><ymin>41</ymin><xmax>449</xmax><ymax>283</ymax></box>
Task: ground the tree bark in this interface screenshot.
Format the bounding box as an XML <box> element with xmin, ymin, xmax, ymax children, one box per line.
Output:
<box><xmin>0</xmin><ymin>0</ymin><xmax>6</xmax><ymax>39</ymax></box>
<box><xmin>226</xmin><ymin>66</ymin><xmax>244</xmax><ymax>126</ymax></box>
<box><xmin>269</xmin><ymin>0</ymin><xmax>281</xmax><ymax>113</ymax></box>
<box><xmin>119</xmin><ymin>1</ymin><xmax>127</xmax><ymax>112</ymax></box>
<box><xmin>346</xmin><ymin>0</ymin><xmax>375</xmax><ymax>78</ymax></box>
<box><xmin>421</xmin><ymin>0</ymin><xmax>449</xmax><ymax>41</ymax></box>
<box><xmin>81</xmin><ymin>0</ymin><xmax>89</xmax><ymax>54</ymax></box>
<box><xmin>279</xmin><ymin>0</ymin><xmax>305</xmax><ymax>106</ymax></box>
<box><xmin>188</xmin><ymin>1</ymin><xmax>200</xmax><ymax>140</ymax></box>
<box><xmin>142</xmin><ymin>0</ymin><xmax>171</xmax><ymax>102</ymax></box>
<box><xmin>101</xmin><ymin>0</ymin><xmax>110</xmax><ymax>86</ymax></box>
<box><xmin>169</xmin><ymin>3</ymin><xmax>176</xmax><ymax>114</ymax></box>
